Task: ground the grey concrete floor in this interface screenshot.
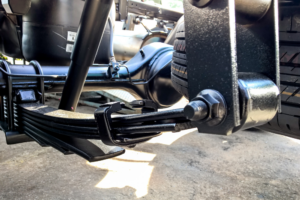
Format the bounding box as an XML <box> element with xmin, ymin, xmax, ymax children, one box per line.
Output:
<box><xmin>0</xmin><ymin>99</ymin><xmax>300</xmax><ymax>200</ymax></box>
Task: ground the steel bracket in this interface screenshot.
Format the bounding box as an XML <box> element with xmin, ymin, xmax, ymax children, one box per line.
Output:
<box><xmin>184</xmin><ymin>0</ymin><xmax>280</xmax><ymax>135</ymax></box>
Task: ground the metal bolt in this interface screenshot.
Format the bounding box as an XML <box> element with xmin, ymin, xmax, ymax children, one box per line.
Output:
<box><xmin>184</xmin><ymin>100</ymin><xmax>208</xmax><ymax>121</ymax></box>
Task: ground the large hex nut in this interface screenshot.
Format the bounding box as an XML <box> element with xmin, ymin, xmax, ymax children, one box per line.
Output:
<box><xmin>192</xmin><ymin>90</ymin><xmax>227</xmax><ymax>126</ymax></box>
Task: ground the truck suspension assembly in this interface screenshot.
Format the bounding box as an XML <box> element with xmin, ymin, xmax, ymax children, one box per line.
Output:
<box><xmin>0</xmin><ymin>0</ymin><xmax>282</xmax><ymax>162</ymax></box>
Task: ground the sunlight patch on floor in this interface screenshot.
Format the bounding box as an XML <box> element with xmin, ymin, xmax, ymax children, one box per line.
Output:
<box><xmin>87</xmin><ymin>150</ymin><xmax>156</xmax><ymax>198</ymax></box>
<box><xmin>147</xmin><ymin>128</ymin><xmax>197</xmax><ymax>145</ymax></box>
<box><xmin>288</xmin><ymin>137</ymin><xmax>300</xmax><ymax>145</ymax></box>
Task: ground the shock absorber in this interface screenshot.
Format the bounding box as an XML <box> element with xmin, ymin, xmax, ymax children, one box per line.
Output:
<box><xmin>59</xmin><ymin>0</ymin><xmax>114</xmax><ymax>111</ymax></box>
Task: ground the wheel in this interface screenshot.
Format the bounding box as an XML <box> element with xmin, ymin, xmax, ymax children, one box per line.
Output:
<box><xmin>171</xmin><ymin>5</ymin><xmax>300</xmax><ymax>139</ymax></box>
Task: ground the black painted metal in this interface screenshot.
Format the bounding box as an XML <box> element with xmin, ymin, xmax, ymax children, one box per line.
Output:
<box><xmin>233</xmin><ymin>73</ymin><xmax>279</xmax><ymax>132</ymax></box>
<box><xmin>112</xmin><ymin>108</ymin><xmax>185</xmax><ymax>125</ymax></box>
<box><xmin>130</xmin><ymin>99</ymin><xmax>158</xmax><ymax>113</ymax></box>
<box><xmin>2</xmin><ymin>0</ymin><xmax>31</xmax><ymax>15</ymax></box>
<box><xmin>235</xmin><ymin>0</ymin><xmax>280</xmax><ymax>110</ymax></box>
<box><xmin>0</xmin><ymin>60</ymin><xmax>14</xmax><ymax>130</ymax></box>
<box><xmin>22</xmin><ymin>120</ymin><xmax>125</xmax><ymax>162</ymax></box>
<box><xmin>17</xmin><ymin>103</ymin><xmax>191</xmax><ymax>135</ymax></box>
<box><xmin>0</xmin><ymin>43</ymin><xmax>180</xmax><ymax>108</ymax></box>
<box><xmin>15</xmin><ymin>89</ymin><xmax>37</xmax><ymax>103</ymax></box>
<box><xmin>22</xmin><ymin>112</ymin><xmax>98</xmax><ymax>134</ymax></box>
<box><xmin>0</xmin><ymin>101</ymin><xmax>193</xmax><ymax>151</ymax></box>
<box><xmin>184</xmin><ymin>0</ymin><xmax>240</xmax><ymax>135</ymax></box>
<box><xmin>5</xmin><ymin>131</ymin><xmax>33</xmax><ymax>144</ymax></box>
<box><xmin>0</xmin><ymin>102</ymin><xmax>126</xmax><ymax>161</ymax></box>
<box><xmin>23</xmin><ymin>116</ymin><xmax>100</xmax><ymax>139</ymax></box>
<box><xmin>19</xmin><ymin>103</ymin><xmax>96</xmax><ymax>126</ymax></box>
<box><xmin>184</xmin><ymin>101</ymin><xmax>208</xmax><ymax>122</ymax></box>
<box><xmin>184</xmin><ymin>89</ymin><xmax>227</xmax><ymax>126</ymax></box>
<box><xmin>184</xmin><ymin>74</ymin><xmax>279</xmax><ymax>133</ymax></box>
<box><xmin>20</xmin><ymin>0</ymin><xmax>115</xmax><ymax>66</ymax></box>
<box><xmin>30</xmin><ymin>60</ymin><xmax>44</xmax><ymax>104</ymax></box>
<box><xmin>59</xmin><ymin>0</ymin><xmax>114</xmax><ymax>112</ymax></box>
<box><xmin>95</xmin><ymin>102</ymin><xmax>166</xmax><ymax>146</ymax></box>
<box><xmin>235</xmin><ymin>0</ymin><xmax>272</xmax><ymax>24</ymax></box>
<box><xmin>0</xmin><ymin>92</ymin><xmax>196</xmax><ymax>153</ymax></box>
<box><xmin>188</xmin><ymin>0</ymin><xmax>212</xmax><ymax>8</ymax></box>
<box><xmin>184</xmin><ymin>0</ymin><xmax>279</xmax><ymax>135</ymax></box>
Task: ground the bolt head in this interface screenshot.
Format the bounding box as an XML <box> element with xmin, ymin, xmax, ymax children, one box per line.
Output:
<box><xmin>184</xmin><ymin>100</ymin><xmax>208</xmax><ymax>122</ymax></box>
<box><xmin>193</xmin><ymin>90</ymin><xmax>227</xmax><ymax>126</ymax></box>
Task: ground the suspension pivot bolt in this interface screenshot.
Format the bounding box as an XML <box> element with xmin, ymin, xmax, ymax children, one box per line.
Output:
<box><xmin>185</xmin><ymin>90</ymin><xmax>227</xmax><ymax>126</ymax></box>
<box><xmin>184</xmin><ymin>100</ymin><xmax>208</xmax><ymax>121</ymax></box>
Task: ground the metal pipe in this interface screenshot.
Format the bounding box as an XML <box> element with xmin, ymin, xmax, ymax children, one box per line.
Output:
<box><xmin>108</xmin><ymin>17</ymin><xmax>115</xmax><ymax>61</ymax></box>
<box><xmin>59</xmin><ymin>0</ymin><xmax>114</xmax><ymax>112</ymax></box>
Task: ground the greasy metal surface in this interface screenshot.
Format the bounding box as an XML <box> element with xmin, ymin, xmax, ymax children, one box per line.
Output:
<box><xmin>233</xmin><ymin>73</ymin><xmax>279</xmax><ymax>132</ymax></box>
<box><xmin>184</xmin><ymin>0</ymin><xmax>240</xmax><ymax>135</ymax></box>
<box><xmin>235</xmin><ymin>0</ymin><xmax>272</xmax><ymax>24</ymax></box>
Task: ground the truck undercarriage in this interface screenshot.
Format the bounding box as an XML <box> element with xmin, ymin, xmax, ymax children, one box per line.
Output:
<box><xmin>0</xmin><ymin>0</ymin><xmax>299</xmax><ymax>162</ymax></box>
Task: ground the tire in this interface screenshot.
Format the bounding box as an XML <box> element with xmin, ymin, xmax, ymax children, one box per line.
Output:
<box><xmin>260</xmin><ymin>5</ymin><xmax>300</xmax><ymax>139</ymax></box>
<box><xmin>171</xmin><ymin>5</ymin><xmax>300</xmax><ymax>139</ymax></box>
<box><xmin>171</xmin><ymin>23</ymin><xmax>189</xmax><ymax>99</ymax></box>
